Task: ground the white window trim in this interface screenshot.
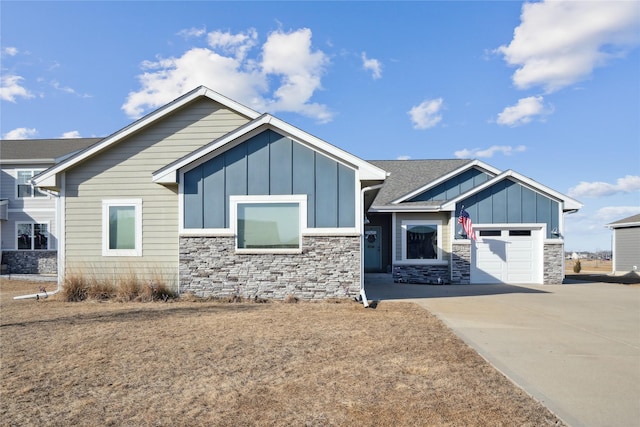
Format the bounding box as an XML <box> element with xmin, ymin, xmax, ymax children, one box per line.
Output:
<box><xmin>15</xmin><ymin>169</ymin><xmax>47</xmax><ymax>199</ymax></box>
<box><xmin>15</xmin><ymin>221</ymin><xmax>50</xmax><ymax>250</ymax></box>
<box><xmin>102</xmin><ymin>199</ymin><xmax>142</xmax><ymax>257</ymax></box>
<box><xmin>400</xmin><ymin>219</ymin><xmax>443</xmax><ymax>263</ymax></box>
<box><xmin>230</xmin><ymin>194</ymin><xmax>307</xmax><ymax>254</ymax></box>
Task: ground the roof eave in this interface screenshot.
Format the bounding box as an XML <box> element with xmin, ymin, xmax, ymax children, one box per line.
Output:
<box><xmin>32</xmin><ymin>86</ymin><xmax>261</xmax><ymax>187</ymax></box>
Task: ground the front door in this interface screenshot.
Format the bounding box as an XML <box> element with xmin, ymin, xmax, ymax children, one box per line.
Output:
<box><xmin>364</xmin><ymin>226</ymin><xmax>382</xmax><ymax>272</ymax></box>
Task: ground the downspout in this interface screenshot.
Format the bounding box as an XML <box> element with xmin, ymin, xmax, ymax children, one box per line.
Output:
<box><xmin>13</xmin><ymin>179</ymin><xmax>63</xmax><ymax>301</ymax></box>
<box><xmin>360</xmin><ymin>184</ymin><xmax>384</xmax><ymax>308</ymax></box>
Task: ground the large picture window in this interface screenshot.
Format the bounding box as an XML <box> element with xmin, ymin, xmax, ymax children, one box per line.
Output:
<box><xmin>16</xmin><ymin>223</ymin><xmax>49</xmax><ymax>250</ymax></box>
<box><xmin>401</xmin><ymin>220</ymin><xmax>442</xmax><ymax>262</ymax></box>
<box><xmin>16</xmin><ymin>170</ymin><xmax>46</xmax><ymax>198</ymax></box>
<box><xmin>102</xmin><ymin>199</ymin><xmax>142</xmax><ymax>256</ymax></box>
<box><xmin>231</xmin><ymin>195</ymin><xmax>306</xmax><ymax>253</ymax></box>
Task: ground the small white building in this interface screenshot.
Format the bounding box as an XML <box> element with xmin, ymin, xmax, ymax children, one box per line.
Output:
<box><xmin>606</xmin><ymin>214</ymin><xmax>640</xmax><ymax>275</ymax></box>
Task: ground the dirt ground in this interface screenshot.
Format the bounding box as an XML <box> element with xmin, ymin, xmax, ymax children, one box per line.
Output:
<box><xmin>1</xmin><ymin>279</ymin><xmax>564</xmax><ymax>427</ymax></box>
<box><xmin>565</xmin><ymin>259</ymin><xmax>640</xmax><ymax>284</ymax></box>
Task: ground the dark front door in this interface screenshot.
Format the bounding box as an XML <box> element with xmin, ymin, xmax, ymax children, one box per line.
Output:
<box><xmin>364</xmin><ymin>226</ymin><xmax>382</xmax><ymax>272</ymax></box>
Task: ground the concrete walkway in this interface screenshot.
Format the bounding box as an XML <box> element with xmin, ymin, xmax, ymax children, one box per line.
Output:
<box><xmin>365</xmin><ymin>274</ymin><xmax>640</xmax><ymax>427</ymax></box>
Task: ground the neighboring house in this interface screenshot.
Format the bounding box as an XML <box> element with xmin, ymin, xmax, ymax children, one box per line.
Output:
<box><xmin>27</xmin><ymin>86</ymin><xmax>581</xmax><ymax>299</ymax></box>
<box><xmin>0</xmin><ymin>138</ymin><xmax>99</xmax><ymax>274</ymax></box>
<box><xmin>606</xmin><ymin>214</ymin><xmax>640</xmax><ymax>274</ymax></box>
<box><xmin>365</xmin><ymin>160</ymin><xmax>582</xmax><ymax>284</ymax></box>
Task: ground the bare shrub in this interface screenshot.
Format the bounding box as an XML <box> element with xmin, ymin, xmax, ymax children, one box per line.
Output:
<box><xmin>283</xmin><ymin>294</ymin><xmax>299</xmax><ymax>303</ymax></box>
<box><xmin>116</xmin><ymin>274</ymin><xmax>142</xmax><ymax>302</ymax></box>
<box><xmin>85</xmin><ymin>279</ymin><xmax>115</xmax><ymax>301</ymax></box>
<box><xmin>61</xmin><ymin>274</ymin><xmax>88</xmax><ymax>302</ymax></box>
<box><xmin>573</xmin><ymin>259</ymin><xmax>582</xmax><ymax>273</ymax></box>
<box><xmin>137</xmin><ymin>281</ymin><xmax>175</xmax><ymax>302</ymax></box>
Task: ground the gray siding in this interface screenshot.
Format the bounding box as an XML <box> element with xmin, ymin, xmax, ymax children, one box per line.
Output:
<box><xmin>183</xmin><ymin>130</ymin><xmax>356</xmax><ymax>229</ymax></box>
<box><xmin>0</xmin><ymin>164</ymin><xmax>58</xmax><ymax>250</ymax></box>
<box><xmin>64</xmin><ymin>98</ymin><xmax>251</xmax><ymax>288</ymax></box>
<box><xmin>394</xmin><ymin>212</ymin><xmax>451</xmax><ymax>262</ymax></box>
<box><xmin>457</xmin><ymin>179</ymin><xmax>560</xmax><ymax>238</ymax></box>
<box><xmin>614</xmin><ymin>226</ymin><xmax>640</xmax><ymax>273</ymax></box>
<box><xmin>410</xmin><ymin>168</ymin><xmax>490</xmax><ymax>202</ymax></box>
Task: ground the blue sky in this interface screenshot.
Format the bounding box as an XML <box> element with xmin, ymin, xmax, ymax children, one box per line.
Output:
<box><xmin>1</xmin><ymin>0</ymin><xmax>639</xmax><ymax>252</ymax></box>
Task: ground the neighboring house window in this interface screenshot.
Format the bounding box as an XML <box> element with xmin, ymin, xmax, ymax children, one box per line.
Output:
<box><xmin>230</xmin><ymin>195</ymin><xmax>306</xmax><ymax>253</ymax></box>
<box><xmin>401</xmin><ymin>220</ymin><xmax>442</xmax><ymax>261</ymax></box>
<box><xmin>102</xmin><ymin>199</ymin><xmax>142</xmax><ymax>256</ymax></box>
<box><xmin>16</xmin><ymin>222</ymin><xmax>49</xmax><ymax>250</ymax></box>
<box><xmin>16</xmin><ymin>170</ymin><xmax>46</xmax><ymax>198</ymax></box>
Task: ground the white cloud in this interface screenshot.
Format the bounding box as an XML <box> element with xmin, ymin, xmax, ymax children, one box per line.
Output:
<box><xmin>569</xmin><ymin>175</ymin><xmax>640</xmax><ymax>198</ymax></box>
<box><xmin>0</xmin><ymin>74</ymin><xmax>34</xmax><ymax>102</ymax></box>
<box><xmin>496</xmin><ymin>95</ymin><xmax>551</xmax><ymax>126</ymax></box>
<box><xmin>122</xmin><ymin>28</ymin><xmax>332</xmax><ymax>123</ymax></box>
<box><xmin>595</xmin><ymin>206</ymin><xmax>640</xmax><ymax>223</ymax></box>
<box><xmin>361</xmin><ymin>52</ymin><xmax>382</xmax><ymax>79</ymax></box>
<box><xmin>497</xmin><ymin>0</ymin><xmax>640</xmax><ymax>93</ymax></box>
<box><xmin>408</xmin><ymin>98</ymin><xmax>443</xmax><ymax>129</ymax></box>
<box><xmin>177</xmin><ymin>27</ymin><xmax>207</xmax><ymax>39</ymax></box>
<box><xmin>3</xmin><ymin>127</ymin><xmax>38</xmax><ymax>139</ymax></box>
<box><xmin>2</xmin><ymin>47</ymin><xmax>18</xmax><ymax>56</ymax></box>
<box><xmin>51</xmin><ymin>81</ymin><xmax>91</xmax><ymax>98</ymax></box>
<box><xmin>396</xmin><ymin>155</ymin><xmax>411</xmax><ymax>160</ymax></box>
<box><xmin>454</xmin><ymin>145</ymin><xmax>526</xmax><ymax>159</ymax></box>
<box><xmin>61</xmin><ymin>131</ymin><xmax>81</xmax><ymax>138</ymax></box>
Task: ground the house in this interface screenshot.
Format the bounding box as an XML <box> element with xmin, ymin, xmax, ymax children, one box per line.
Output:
<box><xmin>606</xmin><ymin>214</ymin><xmax>640</xmax><ymax>274</ymax></box>
<box><xmin>365</xmin><ymin>159</ymin><xmax>582</xmax><ymax>284</ymax></box>
<box><xmin>27</xmin><ymin>86</ymin><xmax>581</xmax><ymax>299</ymax></box>
<box><xmin>0</xmin><ymin>138</ymin><xmax>99</xmax><ymax>274</ymax></box>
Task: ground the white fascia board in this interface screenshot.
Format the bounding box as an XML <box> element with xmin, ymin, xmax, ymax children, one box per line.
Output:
<box><xmin>390</xmin><ymin>159</ymin><xmax>501</xmax><ymax>204</ymax></box>
<box><xmin>153</xmin><ymin>114</ymin><xmax>272</xmax><ymax>183</ymax></box>
<box><xmin>32</xmin><ymin>86</ymin><xmax>261</xmax><ymax>187</ymax></box>
<box><xmin>267</xmin><ymin>116</ymin><xmax>387</xmax><ymax>181</ymax></box>
<box><xmin>368</xmin><ymin>205</ymin><xmax>442</xmax><ymax>213</ymax></box>
<box><xmin>441</xmin><ymin>170</ymin><xmax>583</xmax><ymax>211</ymax></box>
<box><xmin>607</xmin><ymin>221</ymin><xmax>640</xmax><ymax>229</ymax></box>
<box><xmin>153</xmin><ymin>114</ymin><xmax>388</xmax><ymax>184</ymax></box>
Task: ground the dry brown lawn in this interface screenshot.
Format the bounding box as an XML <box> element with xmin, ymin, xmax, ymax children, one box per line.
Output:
<box><xmin>1</xmin><ymin>279</ymin><xmax>564</xmax><ymax>427</ymax></box>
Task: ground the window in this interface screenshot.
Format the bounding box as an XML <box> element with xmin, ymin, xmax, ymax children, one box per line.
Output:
<box><xmin>17</xmin><ymin>170</ymin><xmax>47</xmax><ymax>198</ymax></box>
<box><xmin>509</xmin><ymin>230</ymin><xmax>532</xmax><ymax>236</ymax></box>
<box><xmin>401</xmin><ymin>220</ymin><xmax>442</xmax><ymax>261</ymax></box>
<box><xmin>102</xmin><ymin>199</ymin><xmax>142</xmax><ymax>256</ymax></box>
<box><xmin>16</xmin><ymin>223</ymin><xmax>49</xmax><ymax>250</ymax></box>
<box><xmin>230</xmin><ymin>195</ymin><xmax>306</xmax><ymax>253</ymax></box>
<box><xmin>480</xmin><ymin>230</ymin><xmax>502</xmax><ymax>237</ymax></box>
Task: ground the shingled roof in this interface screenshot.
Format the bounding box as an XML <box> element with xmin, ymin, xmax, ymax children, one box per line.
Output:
<box><xmin>0</xmin><ymin>138</ymin><xmax>102</xmax><ymax>163</ymax></box>
<box><xmin>607</xmin><ymin>213</ymin><xmax>640</xmax><ymax>228</ymax></box>
<box><xmin>368</xmin><ymin>159</ymin><xmax>473</xmax><ymax>207</ymax></box>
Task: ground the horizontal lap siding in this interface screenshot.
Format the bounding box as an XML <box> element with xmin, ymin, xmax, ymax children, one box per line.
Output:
<box><xmin>394</xmin><ymin>212</ymin><xmax>451</xmax><ymax>262</ymax></box>
<box><xmin>1</xmin><ymin>164</ymin><xmax>59</xmax><ymax>250</ymax></box>
<box><xmin>64</xmin><ymin>99</ymin><xmax>250</xmax><ymax>288</ymax></box>
<box><xmin>614</xmin><ymin>227</ymin><xmax>640</xmax><ymax>272</ymax></box>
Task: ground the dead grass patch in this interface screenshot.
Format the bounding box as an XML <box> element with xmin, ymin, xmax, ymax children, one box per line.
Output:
<box><xmin>1</xmin><ymin>279</ymin><xmax>564</xmax><ymax>426</ymax></box>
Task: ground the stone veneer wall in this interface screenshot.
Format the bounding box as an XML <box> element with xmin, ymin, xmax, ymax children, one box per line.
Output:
<box><xmin>451</xmin><ymin>242</ymin><xmax>471</xmax><ymax>284</ymax></box>
<box><xmin>1</xmin><ymin>250</ymin><xmax>57</xmax><ymax>274</ymax></box>
<box><xmin>393</xmin><ymin>264</ymin><xmax>450</xmax><ymax>285</ymax></box>
<box><xmin>179</xmin><ymin>235</ymin><xmax>360</xmax><ymax>300</ymax></box>
<box><xmin>543</xmin><ymin>242</ymin><xmax>564</xmax><ymax>284</ymax></box>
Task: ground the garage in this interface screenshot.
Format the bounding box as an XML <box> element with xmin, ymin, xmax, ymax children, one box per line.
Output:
<box><xmin>470</xmin><ymin>227</ymin><xmax>542</xmax><ymax>284</ymax></box>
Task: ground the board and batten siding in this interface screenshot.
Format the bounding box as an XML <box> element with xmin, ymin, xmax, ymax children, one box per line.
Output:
<box><xmin>409</xmin><ymin>168</ymin><xmax>491</xmax><ymax>202</ymax></box>
<box><xmin>183</xmin><ymin>129</ymin><xmax>356</xmax><ymax>229</ymax></box>
<box><xmin>614</xmin><ymin>226</ymin><xmax>640</xmax><ymax>273</ymax></box>
<box><xmin>63</xmin><ymin>99</ymin><xmax>251</xmax><ymax>288</ymax></box>
<box><xmin>394</xmin><ymin>212</ymin><xmax>451</xmax><ymax>262</ymax></box>
<box><xmin>456</xmin><ymin>179</ymin><xmax>560</xmax><ymax>239</ymax></box>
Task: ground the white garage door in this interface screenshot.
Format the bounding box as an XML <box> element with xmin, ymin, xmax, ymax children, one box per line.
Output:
<box><xmin>471</xmin><ymin>228</ymin><xmax>542</xmax><ymax>284</ymax></box>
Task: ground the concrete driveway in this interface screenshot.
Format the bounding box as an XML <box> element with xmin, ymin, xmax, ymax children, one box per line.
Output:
<box><xmin>365</xmin><ymin>274</ymin><xmax>640</xmax><ymax>427</ymax></box>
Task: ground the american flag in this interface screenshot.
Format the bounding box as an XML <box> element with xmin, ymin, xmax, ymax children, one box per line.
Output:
<box><xmin>458</xmin><ymin>207</ymin><xmax>476</xmax><ymax>241</ymax></box>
